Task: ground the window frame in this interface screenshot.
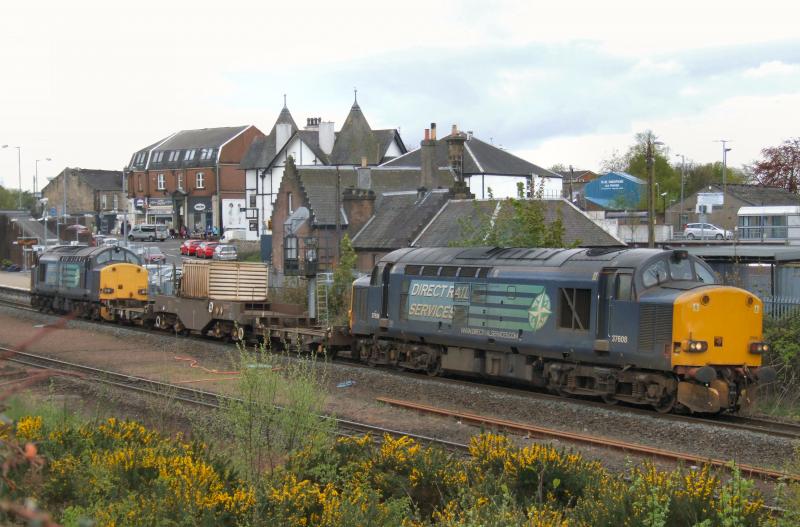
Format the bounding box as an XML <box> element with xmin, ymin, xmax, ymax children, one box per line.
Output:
<box><xmin>157</xmin><ymin>173</ymin><xmax>165</xmax><ymax>190</ymax></box>
<box><xmin>195</xmin><ymin>172</ymin><xmax>205</xmax><ymax>189</ymax></box>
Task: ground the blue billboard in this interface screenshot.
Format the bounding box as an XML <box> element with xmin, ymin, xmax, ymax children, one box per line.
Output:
<box><xmin>583</xmin><ymin>171</ymin><xmax>645</xmax><ymax>210</ymax></box>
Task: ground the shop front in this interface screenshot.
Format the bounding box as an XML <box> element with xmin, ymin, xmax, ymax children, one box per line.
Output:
<box><xmin>188</xmin><ymin>197</ymin><xmax>213</xmax><ymax>235</ymax></box>
<box><xmin>147</xmin><ymin>198</ymin><xmax>174</xmax><ymax>227</ymax></box>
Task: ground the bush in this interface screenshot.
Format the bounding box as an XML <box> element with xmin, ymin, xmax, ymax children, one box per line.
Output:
<box><xmin>763</xmin><ymin>310</ymin><xmax>800</xmax><ymax>409</ymax></box>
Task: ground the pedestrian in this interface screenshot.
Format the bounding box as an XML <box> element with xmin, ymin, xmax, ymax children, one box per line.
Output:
<box><xmin>212</xmin><ymin>225</ymin><xmax>219</xmax><ymax>239</ymax></box>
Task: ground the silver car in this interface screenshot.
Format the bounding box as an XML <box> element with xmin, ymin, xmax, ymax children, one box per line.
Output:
<box><xmin>213</xmin><ymin>244</ymin><xmax>238</xmax><ymax>261</ymax></box>
<box><xmin>128</xmin><ymin>224</ymin><xmax>168</xmax><ymax>242</ymax></box>
<box><xmin>683</xmin><ymin>223</ymin><xmax>732</xmax><ymax>240</ymax></box>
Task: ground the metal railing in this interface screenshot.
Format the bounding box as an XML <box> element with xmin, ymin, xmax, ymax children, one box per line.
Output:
<box><xmin>763</xmin><ymin>296</ymin><xmax>800</xmax><ymax>320</ymax></box>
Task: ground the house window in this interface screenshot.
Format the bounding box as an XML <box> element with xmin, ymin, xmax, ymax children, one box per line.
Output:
<box><xmin>157</xmin><ymin>173</ymin><xmax>165</xmax><ymax>190</ymax></box>
<box><xmin>558</xmin><ymin>288</ymin><xmax>591</xmax><ymax>331</ymax></box>
<box><xmin>152</xmin><ymin>151</ymin><xmax>164</xmax><ymax>163</ymax></box>
<box><xmin>113</xmin><ymin>194</ymin><xmax>119</xmax><ymax>210</ymax></box>
<box><xmin>168</xmin><ymin>150</ymin><xmax>180</xmax><ymax>162</ymax></box>
<box><xmin>101</xmin><ymin>194</ymin><xmax>107</xmax><ymax>209</ymax></box>
<box><xmin>284</xmin><ymin>235</ymin><xmax>299</xmax><ymax>274</ymax></box>
<box><xmin>288</xmin><ymin>192</ymin><xmax>293</xmax><ymax>213</ymax></box>
<box><xmin>185</xmin><ymin>149</ymin><xmax>195</xmax><ymax>161</ymax></box>
<box><xmin>200</xmin><ymin>148</ymin><xmax>214</xmax><ymax>161</ymax></box>
<box><xmin>196</xmin><ymin>172</ymin><xmax>205</xmax><ymax>189</ymax></box>
<box><xmin>177</xmin><ymin>172</ymin><xmax>184</xmax><ymax>190</ymax></box>
<box><xmin>249</xmin><ymin>194</ymin><xmax>256</xmax><ymax>208</ymax></box>
<box><xmin>138</xmin><ymin>174</ymin><xmax>143</xmax><ymax>192</ymax></box>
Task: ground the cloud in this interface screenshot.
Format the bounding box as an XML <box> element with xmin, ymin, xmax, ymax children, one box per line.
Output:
<box><xmin>743</xmin><ymin>60</ymin><xmax>800</xmax><ymax>78</ymax></box>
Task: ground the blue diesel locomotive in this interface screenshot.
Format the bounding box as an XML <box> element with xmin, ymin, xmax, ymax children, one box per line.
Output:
<box><xmin>350</xmin><ymin>246</ymin><xmax>775</xmax><ymax>414</ymax></box>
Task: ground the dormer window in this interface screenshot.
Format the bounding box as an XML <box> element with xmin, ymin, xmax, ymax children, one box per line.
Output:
<box><xmin>152</xmin><ymin>151</ymin><xmax>164</xmax><ymax>164</ymax></box>
<box><xmin>168</xmin><ymin>150</ymin><xmax>180</xmax><ymax>162</ymax></box>
<box><xmin>185</xmin><ymin>149</ymin><xmax>196</xmax><ymax>161</ymax></box>
<box><xmin>200</xmin><ymin>148</ymin><xmax>214</xmax><ymax>161</ymax></box>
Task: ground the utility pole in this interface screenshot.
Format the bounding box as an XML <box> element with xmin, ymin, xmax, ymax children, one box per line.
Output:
<box><xmin>675</xmin><ymin>153</ymin><xmax>685</xmax><ymax>229</ymax></box>
<box><xmin>122</xmin><ymin>169</ymin><xmax>128</xmax><ymax>247</ymax></box>
<box><xmin>16</xmin><ymin>146</ymin><xmax>22</xmax><ymax>209</ymax></box>
<box><xmin>646</xmin><ymin>136</ymin><xmax>663</xmax><ymax>248</ymax></box>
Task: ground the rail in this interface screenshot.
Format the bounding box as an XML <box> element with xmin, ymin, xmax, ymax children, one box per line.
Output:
<box><xmin>377</xmin><ymin>397</ymin><xmax>798</xmax><ymax>482</ymax></box>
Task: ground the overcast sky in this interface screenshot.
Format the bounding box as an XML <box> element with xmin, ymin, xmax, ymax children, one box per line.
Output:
<box><xmin>1</xmin><ymin>0</ymin><xmax>799</xmax><ymax>190</ymax></box>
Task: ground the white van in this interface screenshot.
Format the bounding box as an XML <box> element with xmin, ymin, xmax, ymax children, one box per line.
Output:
<box><xmin>220</xmin><ymin>229</ymin><xmax>246</xmax><ymax>242</ymax></box>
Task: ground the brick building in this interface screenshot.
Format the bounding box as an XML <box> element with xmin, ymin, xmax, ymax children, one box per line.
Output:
<box><xmin>40</xmin><ymin>168</ymin><xmax>125</xmax><ymax>233</ymax></box>
<box><xmin>126</xmin><ymin>125</ymin><xmax>264</xmax><ymax>232</ymax></box>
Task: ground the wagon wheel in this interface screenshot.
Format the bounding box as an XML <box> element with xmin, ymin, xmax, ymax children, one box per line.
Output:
<box><xmin>601</xmin><ymin>394</ymin><xmax>618</xmax><ymax>405</ymax></box>
<box><xmin>653</xmin><ymin>393</ymin><xmax>676</xmax><ymax>414</ymax></box>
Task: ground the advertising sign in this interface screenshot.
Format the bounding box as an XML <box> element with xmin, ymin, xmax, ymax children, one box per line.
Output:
<box><xmin>406</xmin><ymin>280</ymin><xmax>470</xmax><ymax>322</ymax></box>
<box><xmin>697</xmin><ymin>192</ymin><xmax>724</xmax><ymax>206</ymax></box>
<box><xmin>148</xmin><ymin>197</ymin><xmax>173</xmax><ymax>214</ymax></box>
<box><xmin>599</xmin><ymin>177</ymin><xmax>625</xmax><ymax>191</ymax></box>
<box><xmin>193</xmin><ymin>203</ymin><xmax>206</xmax><ymax>211</ymax></box>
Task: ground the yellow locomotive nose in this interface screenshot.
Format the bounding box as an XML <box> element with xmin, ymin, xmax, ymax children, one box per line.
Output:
<box><xmin>672</xmin><ymin>286</ymin><xmax>764</xmax><ymax>369</ymax></box>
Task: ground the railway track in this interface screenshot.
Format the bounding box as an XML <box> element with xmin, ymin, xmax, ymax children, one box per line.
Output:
<box><xmin>2</xmin><ymin>284</ymin><xmax>799</xmax><ymax>442</ymax></box>
<box><xmin>377</xmin><ymin>397</ymin><xmax>799</xmax><ymax>482</ymax></box>
<box><xmin>0</xmin><ymin>344</ymin><xmax>467</xmax><ymax>451</ymax></box>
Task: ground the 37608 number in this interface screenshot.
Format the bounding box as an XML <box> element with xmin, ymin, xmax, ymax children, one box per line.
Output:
<box><xmin>611</xmin><ymin>334</ymin><xmax>628</xmax><ymax>343</ymax></box>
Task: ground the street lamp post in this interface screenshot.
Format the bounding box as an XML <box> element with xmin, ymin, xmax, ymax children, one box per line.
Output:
<box><xmin>1</xmin><ymin>145</ymin><xmax>22</xmax><ymax>209</ymax></box>
<box><xmin>715</xmin><ymin>140</ymin><xmax>732</xmax><ymax>194</ymax></box>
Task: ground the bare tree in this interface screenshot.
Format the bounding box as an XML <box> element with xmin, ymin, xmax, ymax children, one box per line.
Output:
<box><xmin>751</xmin><ymin>137</ymin><xmax>800</xmax><ymax>192</ymax></box>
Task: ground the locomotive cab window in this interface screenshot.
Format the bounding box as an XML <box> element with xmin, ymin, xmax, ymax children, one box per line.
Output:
<box><xmin>642</xmin><ymin>260</ymin><xmax>668</xmax><ymax>288</ymax></box>
<box><xmin>615</xmin><ymin>274</ymin><xmax>633</xmax><ymax>301</ymax></box>
<box><xmin>558</xmin><ymin>288</ymin><xmax>591</xmax><ymax>330</ymax></box>
<box><xmin>695</xmin><ymin>262</ymin><xmax>718</xmax><ymax>284</ymax></box>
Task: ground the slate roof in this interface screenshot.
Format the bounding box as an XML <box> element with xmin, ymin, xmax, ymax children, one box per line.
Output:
<box><xmin>296</xmin><ymin>166</ymin><xmax>454</xmax><ymax>226</ymax></box>
<box><xmin>351</xmin><ymin>190</ymin><xmax>451</xmax><ymax>250</ymax></box>
<box><xmin>74</xmin><ymin>169</ymin><xmax>123</xmax><ymax>191</ymax></box>
<box><xmin>154</xmin><ymin>126</ymin><xmax>250</xmax><ymax>151</ymax></box>
<box><xmin>412</xmin><ymin>199</ymin><xmax>624</xmax><ymax>248</ymax></box>
<box><xmin>711</xmin><ymin>184</ymin><xmax>799</xmax><ymax>206</ymax></box>
<box><xmin>381</xmin><ymin>134</ymin><xmax>559</xmax><ymax>179</ymax></box>
<box><xmin>329</xmin><ymin>102</ymin><xmax>382</xmax><ymax>165</ymax></box>
<box><xmin>241</xmin><ymin>102</ymin><xmax>405</xmax><ymax>170</ymax></box>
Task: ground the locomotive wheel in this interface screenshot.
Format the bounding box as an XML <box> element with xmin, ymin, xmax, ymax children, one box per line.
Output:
<box><xmin>653</xmin><ymin>394</ymin><xmax>676</xmax><ymax>413</ymax></box>
<box><xmin>426</xmin><ymin>357</ymin><xmax>442</xmax><ymax>377</ymax></box>
<box><xmin>155</xmin><ymin>314</ymin><xmax>164</xmax><ymax>330</ymax></box>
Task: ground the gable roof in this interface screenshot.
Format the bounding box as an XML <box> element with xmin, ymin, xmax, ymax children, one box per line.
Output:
<box><xmin>711</xmin><ymin>183</ymin><xmax>799</xmax><ymax>206</ymax></box>
<box><xmin>293</xmin><ymin>166</ymin><xmax>454</xmax><ymax>226</ymax></box>
<box><xmin>352</xmin><ymin>190</ymin><xmax>451</xmax><ymax>250</ymax></box>
<box><xmin>75</xmin><ymin>169</ymin><xmax>123</xmax><ymax>191</ymax></box>
<box><xmin>154</xmin><ymin>126</ymin><xmax>250</xmax><ymax>151</ymax></box>
<box><xmin>411</xmin><ymin>199</ymin><xmax>624</xmax><ymax>248</ymax></box>
<box><xmin>381</xmin><ymin>133</ymin><xmax>559</xmax><ymax>179</ymax></box>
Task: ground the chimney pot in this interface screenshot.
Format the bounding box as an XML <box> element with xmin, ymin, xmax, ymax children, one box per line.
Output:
<box><xmin>424</xmin><ymin>128</ymin><xmax>430</xmax><ymax>141</ymax></box>
<box><xmin>431</xmin><ymin>123</ymin><xmax>437</xmax><ymax>141</ymax></box>
<box><xmin>451</xmin><ymin>124</ymin><xmax>458</xmax><ymax>135</ymax></box>
<box><xmin>361</xmin><ymin>156</ymin><xmax>368</xmax><ymax>168</ymax></box>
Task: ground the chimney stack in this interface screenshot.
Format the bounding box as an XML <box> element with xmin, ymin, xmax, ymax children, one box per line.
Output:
<box><xmin>446</xmin><ymin>124</ymin><xmax>472</xmax><ymax>199</ymax></box>
<box><xmin>420</xmin><ymin>123</ymin><xmax>437</xmax><ymax>190</ymax></box>
<box><xmin>342</xmin><ymin>187</ymin><xmax>376</xmax><ymax>235</ymax></box>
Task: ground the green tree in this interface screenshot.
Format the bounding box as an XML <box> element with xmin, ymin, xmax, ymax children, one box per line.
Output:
<box><xmin>682</xmin><ymin>162</ymin><xmax>748</xmax><ymax>196</ymax></box>
<box><xmin>451</xmin><ymin>180</ymin><xmax>571</xmax><ymax>248</ymax></box>
<box><xmin>329</xmin><ymin>234</ymin><xmax>357</xmax><ymax>324</ymax></box>
<box><xmin>0</xmin><ymin>185</ymin><xmax>36</xmax><ymax>211</ymax></box>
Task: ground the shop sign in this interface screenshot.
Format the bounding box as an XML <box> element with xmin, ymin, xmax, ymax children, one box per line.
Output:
<box><xmin>148</xmin><ymin>197</ymin><xmax>173</xmax><ymax>214</ymax></box>
<box><xmin>193</xmin><ymin>203</ymin><xmax>206</xmax><ymax>212</ymax></box>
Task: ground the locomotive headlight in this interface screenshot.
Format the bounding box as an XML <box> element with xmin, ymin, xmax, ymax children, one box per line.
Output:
<box><xmin>686</xmin><ymin>340</ymin><xmax>708</xmax><ymax>352</ymax></box>
<box><xmin>102</xmin><ymin>287</ymin><xmax>114</xmax><ymax>294</ymax></box>
<box><xmin>138</xmin><ymin>288</ymin><xmax>148</xmax><ymax>296</ymax></box>
<box><xmin>749</xmin><ymin>342</ymin><xmax>770</xmax><ymax>354</ymax></box>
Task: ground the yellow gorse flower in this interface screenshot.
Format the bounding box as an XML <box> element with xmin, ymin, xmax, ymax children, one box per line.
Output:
<box><xmin>16</xmin><ymin>415</ymin><xmax>43</xmax><ymax>441</ymax></box>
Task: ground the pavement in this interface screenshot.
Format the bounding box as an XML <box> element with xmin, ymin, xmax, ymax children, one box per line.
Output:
<box><xmin>0</xmin><ymin>271</ymin><xmax>31</xmax><ymax>289</ymax></box>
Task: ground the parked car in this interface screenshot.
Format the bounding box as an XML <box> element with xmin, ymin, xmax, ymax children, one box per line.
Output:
<box><xmin>683</xmin><ymin>223</ymin><xmax>732</xmax><ymax>240</ymax></box>
<box><xmin>213</xmin><ymin>244</ymin><xmax>238</xmax><ymax>261</ymax></box>
<box><xmin>180</xmin><ymin>239</ymin><xmax>204</xmax><ymax>256</ymax></box>
<box><xmin>196</xmin><ymin>242</ymin><xmax>220</xmax><ymax>259</ymax></box>
<box><xmin>102</xmin><ymin>237</ymin><xmax>120</xmax><ymax>247</ymax></box>
<box><xmin>128</xmin><ymin>224</ymin><xmax>168</xmax><ymax>242</ymax></box>
<box><xmin>131</xmin><ymin>245</ymin><xmax>167</xmax><ymax>264</ymax></box>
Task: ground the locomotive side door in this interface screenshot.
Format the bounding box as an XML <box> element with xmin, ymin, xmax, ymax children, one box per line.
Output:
<box><xmin>597</xmin><ymin>269</ymin><xmax>637</xmax><ymax>357</ymax></box>
<box><xmin>380</xmin><ymin>263</ymin><xmax>393</xmax><ymax>319</ymax></box>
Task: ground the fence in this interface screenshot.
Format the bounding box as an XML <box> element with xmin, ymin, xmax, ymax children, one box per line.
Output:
<box><xmin>762</xmin><ymin>296</ymin><xmax>800</xmax><ymax>320</ymax></box>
